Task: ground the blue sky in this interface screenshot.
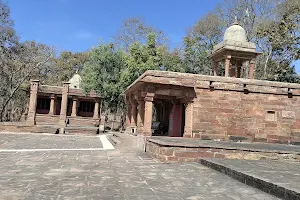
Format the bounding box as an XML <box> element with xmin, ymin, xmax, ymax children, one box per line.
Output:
<box><xmin>7</xmin><ymin>0</ymin><xmax>221</xmax><ymax>52</ymax></box>
<box><xmin>6</xmin><ymin>0</ymin><xmax>300</xmax><ymax>72</ymax></box>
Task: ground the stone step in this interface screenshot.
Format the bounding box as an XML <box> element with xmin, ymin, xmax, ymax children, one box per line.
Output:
<box><xmin>200</xmin><ymin>158</ymin><xmax>300</xmax><ymax>200</ymax></box>
<box><xmin>64</xmin><ymin>126</ymin><xmax>99</xmax><ymax>135</ymax></box>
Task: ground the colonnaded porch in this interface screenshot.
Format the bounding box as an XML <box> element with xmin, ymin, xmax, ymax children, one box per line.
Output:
<box><xmin>124</xmin><ymin>80</ymin><xmax>196</xmax><ymax>137</ymax></box>
<box><xmin>26</xmin><ymin>80</ymin><xmax>102</xmax><ymax>127</ymax></box>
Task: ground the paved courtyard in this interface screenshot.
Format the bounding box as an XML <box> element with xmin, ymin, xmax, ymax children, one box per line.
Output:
<box><xmin>0</xmin><ymin>133</ymin><xmax>279</xmax><ymax>200</ymax></box>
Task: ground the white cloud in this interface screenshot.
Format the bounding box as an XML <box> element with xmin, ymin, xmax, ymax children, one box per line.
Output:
<box><xmin>73</xmin><ymin>30</ymin><xmax>95</xmax><ymax>40</ymax></box>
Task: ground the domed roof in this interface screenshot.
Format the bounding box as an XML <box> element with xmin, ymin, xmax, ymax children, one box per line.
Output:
<box><xmin>69</xmin><ymin>73</ymin><xmax>82</xmax><ymax>89</ymax></box>
<box><xmin>223</xmin><ymin>20</ymin><xmax>247</xmax><ymax>43</ymax></box>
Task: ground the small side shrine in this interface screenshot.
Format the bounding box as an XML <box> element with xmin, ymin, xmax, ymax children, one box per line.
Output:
<box><xmin>211</xmin><ymin>19</ymin><xmax>262</xmax><ymax>79</ymax></box>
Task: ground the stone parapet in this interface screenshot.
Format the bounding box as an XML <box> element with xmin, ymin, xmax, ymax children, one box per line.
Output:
<box><xmin>126</xmin><ymin>70</ymin><xmax>300</xmax><ymax>95</ymax></box>
<box><xmin>145</xmin><ymin>137</ymin><xmax>300</xmax><ymax>163</ymax></box>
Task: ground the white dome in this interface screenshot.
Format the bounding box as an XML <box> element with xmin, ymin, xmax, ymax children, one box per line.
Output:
<box><xmin>224</xmin><ymin>24</ymin><xmax>247</xmax><ymax>43</ymax></box>
<box><xmin>69</xmin><ymin>74</ymin><xmax>82</xmax><ymax>89</ymax></box>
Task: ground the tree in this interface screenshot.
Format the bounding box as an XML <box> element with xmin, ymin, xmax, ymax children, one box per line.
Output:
<box><xmin>44</xmin><ymin>51</ymin><xmax>88</xmax><ymax>85</ymax></box>
<box><xmin>0</xmin><ymin>0</ymin><xmax>17</xmax><ymax>48</ymax></box>
<box><xmin>120</xmin><ymin>32</ymin><xmax>163</xmax><ymax>88</ymax></box>
<box><xmin>160</xmin><ymin>48</ymin><xmax>185</xmax><ymax>72</ymax></box>
<box><xmin>0</xmin><ymin>1</ymin><xmax>54</xmax><ymax>121</ymax></box>
<box><xmin>81</xmin><ymin>44</ymin><xmax>126</xmax><ymax>112</ymax></box>
<box><xmin>183</xmin><ymin>13</ymin><xmax>223</xmax><ymax>75</ymax></box>
<box><xmin>255</xmin><ymin>0</ymin><xmax>299</xmax><ymax>81</ymax></box>
<box><xmin>0</xmin><ymin>41</ymin><xmax>54</xmax><ymax>121</ymax></box>
<box><xmin>115</xmin><ymin>18</ymin><xmax>169</xmax><ymax>51</ymax></box>
<box><xmin>184</xmin><ymin>0</ymin><xmax>299</xmax><ymax>82</ymax></box>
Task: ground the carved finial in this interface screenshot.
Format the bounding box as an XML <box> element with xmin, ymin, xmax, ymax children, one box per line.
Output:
<box><xmin>75</xmin><ymin>66</ymin><xmax>79</xmax><ymax>74</ymax></box>
<box><xmin>233</xmin><ymin>16</ymin><xmax>238</xmax><ymax>25</ymax></box>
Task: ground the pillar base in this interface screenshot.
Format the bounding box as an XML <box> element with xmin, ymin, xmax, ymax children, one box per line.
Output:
<box><xmin>59</xmin><ymin>127</ymin><xmax>65</xmax><ymax>134</ymax></box>
<box><xmin>183</xmin><ymin>134</ymin><xmax>193</xmax><ymax>138</ymax></box>
<box><xmin>58</xmin><ymin>119</ymin><xmax>66</xmax><ymax>127</ymax></box>
<box><xmin>142</xmin><ymin>131</ymin><xmax>152</xmax><ymax>137</ymax></box>
<box><xmin>26</xmin><ymin>119</ymin><xmax>36</xmax><ymax>126</ymax></box>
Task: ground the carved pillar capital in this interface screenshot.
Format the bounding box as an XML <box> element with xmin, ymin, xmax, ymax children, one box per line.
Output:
<box><xmin>144</xmin><ymin>93</ymin><xmax>155</xmax><ymax>102</ymax></box>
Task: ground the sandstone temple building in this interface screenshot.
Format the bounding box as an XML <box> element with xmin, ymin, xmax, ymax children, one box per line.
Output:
<box><xmin>124</xmin><ymin>21</ymin><xmax>300</xmax><ymax>144</ymax></box>
<box><xmin>25</xmin><ymin>73</ymin><xmax>102</xmax><ymax>130</ymax></box>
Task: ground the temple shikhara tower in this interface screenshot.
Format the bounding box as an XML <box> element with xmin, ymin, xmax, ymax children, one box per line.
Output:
<box><xmin>211</xmin><ymin>19</ymin><xmax>261</xmax><ymax>79</ymax></box>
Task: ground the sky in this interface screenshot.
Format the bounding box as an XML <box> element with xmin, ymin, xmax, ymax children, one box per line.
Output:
<box><xmin>6</xmin><ymin>0</ymin><xmax>300</xmax><ymax>71</ymax></box>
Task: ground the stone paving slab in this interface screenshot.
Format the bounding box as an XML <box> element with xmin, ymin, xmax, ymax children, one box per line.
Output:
<box><xmin>149</xmin><ymin>136</ymin><xmax>300</xmax><ymax>154</ymax></box>
<box><xmin>200</xmin><ymin>158</ymin><xmax>300</xmax><ymax>199</ymax></box>
<box><xmin>0</xmin><ymin>133</ymin><xmax>103</xmax><ymax>149</ymax></box>
<box><xmin>0</xmin><ymin>133</ymin><xmax>279</xmax><ymax>199</ymax></box>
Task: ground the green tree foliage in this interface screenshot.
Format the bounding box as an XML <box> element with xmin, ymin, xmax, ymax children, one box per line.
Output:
<box><xmin>183</xmin><ymin>13</ymin><xmax>223</xmax><ymax>75</ymax></box>
<box><xmin>115</xmin><ymin>18</ymin><xmax>169</xmax><ymax>51</ymax></box>
<box><xmin>81</xmin><ymin>44</ymin><xmax>126</xmax><ymax>112</ymax></box>
<box><xmin>44</xmin><ymin>51</ymin><xmax>88</xmax><ymax>85</ymax></box>
<box><xmin>160</xmin><ymin>48</ymin><xmax>185</xmax><ymax>72</ymax></box>
<box><xmin>119</xmin><ymin>32</ymin><xmax>163</xmax><ymax>87</ymax></box>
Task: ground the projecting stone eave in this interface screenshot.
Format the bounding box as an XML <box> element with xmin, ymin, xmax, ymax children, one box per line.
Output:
<box><xmin>123</xmin><ymin>70</ymin><xmax>300</xmax><ymax>95</ymax></box>
<box><xmin>31</xmin><ymin>84</ymin><xmax>101</xmax><ymax>99</ymax></box>
<box><xmin>122</xmin><ymin>70</ymin><xmax>197</xmax><ymax>95</ymax></box>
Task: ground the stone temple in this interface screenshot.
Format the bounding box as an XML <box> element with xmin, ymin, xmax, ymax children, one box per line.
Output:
<box><xmin>25</xmin><ymin>73</ymin><xmax>102</xmax><ymax>132</ymax></box>
<box><xmin>124</xmin><ymin>21</ymin><xmax>300</xmax><ymax>145</ymax></box>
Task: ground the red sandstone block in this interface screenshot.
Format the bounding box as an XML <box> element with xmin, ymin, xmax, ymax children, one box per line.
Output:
<box><xmin>211</xmin><ymin>148</ymin><xmax>222</xmax><ymax>152</ymax></box>
<box><xmin>174</xmin><ymin>151</ymin><xmax>213</xmax><ymax>158</ymax></box>
<box><xmin>292</xmin><ymin>120</ymin><xmax>300</xmax><ymax>129</ymax></box>
<box><xmin>267</xmin><ymin>134</ymin><xmax>291</xmax><ymax>140</ymax></box>
<box><xmin>165</xmin><ymin>156</ymin><xmax>178</xmax><ymax>162</ymax></box>
<box><xmin>227</xmin><ymin>127</ymin><xmax>246</xmax><ymax>135</ymax></box>
<box><xmin>197</xmin><ymin>148</ymin><xmax>211</xmax><ymax>152</ymax></box>
<box><xmin>267</xmin><ymin>138</ymin><xmax>289</xmax><ymax>144</ymax></box>
<box><xmin>177</xmin><ymin>157</ymin><xmax>197</xmax><ymax>162</ymax></box>
<box><xmin>265</xmin><ymin>123</ymin><xmax>278</xmax><ymax>128</ymax></box>
<box><xmin>211</xmin><ymin>120</ymin><xmax>221</xmax><ymax>126</ymax></box>
<box><xmin>214</xmin><ymin>153</ymin><xmax>225</xmax><ymax>158</ymax></box>
<box><xmin>160</xmin><ymin>148</ymin><xmax>174</xmax><ymax>156</ymax></box>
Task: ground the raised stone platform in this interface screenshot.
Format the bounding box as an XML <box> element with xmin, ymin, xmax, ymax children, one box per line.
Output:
<box><xmin>0</xmin><ymin>122</ymin><xmax>100</xmax><ymax>135</ymax></box>
<box><xmin>200</xmin><ymin>158</ymin><xmax>300</xmax><ymax>199</ymax></box>
<box><xmin>146</xmin><ymin>137</ymin><xmax>300</xmax><ymax>162</ymax></box>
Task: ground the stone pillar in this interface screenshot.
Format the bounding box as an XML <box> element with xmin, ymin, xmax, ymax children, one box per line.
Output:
<box><xmin>236</xmin><ymin>62</ymin><xmax>242</xmax><ymax>78</ymax></box>
<box><xmin>131</xmin><ymin>100</ymin><xmax>137</xmax><ymax>126</ymax></box>
<box><xmin>249</xmin><ymin>60</ymin><xmax>255</xmax><ymax>79</ymax></box>
<box><xmin>183</xmin><ymin>101</ymin><xmax>193</xmax><ymax>138</ymax></box>
<box><xmin>71</xmin><ymin>97</ymin><xmax>78</xmax><ymax>117</ymax></box>
<box><xmin>137</xmin><ymin>99</ymin><xmax>145</xmax><ymax>132</ymax></box>
<box><xmin>225</xmin><ymin>56</ymin><xmax>231</xmax><ymax>77</ymax></box>
<box><xmin>230</xmin><ymin>67</ymin><xmax>236</xmax><ymax>77</ymax></box>
<box><xmin>213</xmin><ymin>61</ymin><xmax>218</xmax><ymax>76</ymax></box>
<box><xmin>143</xmin><ymin>93</ymin><xmax>154</xmax><ymax>136</ymax></box>
<box><xmin>126</xmin><ymin>104</ymin><xmax>132</xmax><ymax>128</ymax></box>
<box><xmin>93</xmin><ymin>99</ymin><xmax>100</xmax><ymax>119</ymax></box>
<box><xmin>26</xmin><ymin>80</ymin><xmax>40</xmax><ymax>125</ymax></box>
<box><xmin>59</xmin><ymin>82</ymin><xmax>70</xmax><ymax>126</ymax></box>
<box><xmin>49</xmin><ymin>94</ymin><xmax>56</xmax><ymax>115</ymax></box>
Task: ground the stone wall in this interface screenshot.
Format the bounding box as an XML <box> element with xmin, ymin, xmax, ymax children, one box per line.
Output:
<box><xmin>192</xmin><ymin>80</ymin><xmax>300</xmax><ymax>143</ymax></box>
<box><xmin>146</xmin><ymin>139</ymin><xmax>300</xmax><ymax>163</ymax></box>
